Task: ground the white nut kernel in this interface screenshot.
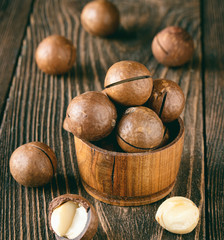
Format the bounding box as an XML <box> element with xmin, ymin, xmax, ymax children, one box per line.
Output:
<box><xmin>155</xmin><ymin>196</ymin><xmax>199</xmax><ymax>234</ymax></box>
<box><xmin>66</xmin><ymin>206</ymin><xmax>88</xmax><ymax>239</ymax></box>
<box><xmin>51</xmin><ymin>201</ymin><xmax>88</xmax><ymax>239</ymax></box>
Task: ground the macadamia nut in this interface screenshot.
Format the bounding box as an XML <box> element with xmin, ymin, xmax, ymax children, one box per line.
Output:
<box><xmin>51</xmin><ymin>201</ymin><xmax>88</xmax><ymax>239</ymax></box>
<box><xmin>147</xmin><ymin>79</ymin><xmax>185</xmax><ymax>123</ymax></box>
<box><xmin>35</xmin><ymin>35</ymin><xmax>76</xmax><ymax>75</ymax></box>
<box><xmin>9</xmin><ymin>142</ymin><xmax>57</xmax><ymax>187</ymax></box>
<box><xmin>117</xmin><ymin>106</ymin><xmax>164</xmax><ymax>152</ymax></box>
<box><xmin>155</xmin><ymin>196</ymin><xmax>199</xmax><ymax>234</ymax></box>
<box><xmin>152</xmin><ymin>26</ymin><xmax>194</xmax><ymax>67</ymax></box>
<box><xmin>81</xmin><ymin>0</ymin><xmax>120</xmax><ymax>37</ymax></box>
<box><xmin>49</xmin><ymin>194</ymin><xmax>98</xmax><ymax>240</ymax></box>
<box><xmin>104</xmin><ymin>61</ymin><xmax>153</xmax><ymax>106</ymax></box>
<box><xmin>65</xmin><ymin>91</ymin><xmax>117</xmax><ymax>141</ymax></box>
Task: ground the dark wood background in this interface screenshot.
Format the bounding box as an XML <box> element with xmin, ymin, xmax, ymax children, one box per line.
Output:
<box><xmin>0</xmin><ymin>0</ymin><xmax>223</xmax><ymax>239</ymax></box>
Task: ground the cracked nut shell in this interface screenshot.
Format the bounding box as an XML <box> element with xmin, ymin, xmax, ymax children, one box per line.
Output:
<box><xmin>116</xmin><ymin>106</ymin><xmax>164</xmax><ymax>152</ymax></box>
<box><xmin>104</xmin><ymin>61</ymin><xmax>153</xmax><ymax>106</ymax></box>
<box><xmin>81</xmin><ymin>0</ymin><xmax>120</xmax><ymax>37</ymax></box>
<box><xmin>147</xmin><ymin>79</ymin><xmax>185</xmax><ymax>123</ymax></box>
<box><xmin>35</xmin><ymin>35</ymin><xmax>76</xmax><ymax>74</ymax></box>
<box><xmin>152</xmin><ymin>26</ymin><xmax>194</xmax><ymax>66</ymax></box>
<box><xmin>66</xmin><ymin>91</ymin><xmax>117</xmax><ymax>141</ymax></box>
<box><xmin>9</xmin><ymin>142</ymin><xmax>57</xmax><ymax>187</ymax></box>
<box><xmin>48</xmin><ymin>194</ymin><xmax>98</xmax><ymax>240</ymax></box>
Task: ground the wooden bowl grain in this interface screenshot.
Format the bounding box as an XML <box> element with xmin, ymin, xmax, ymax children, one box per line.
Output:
<box><xmin>74</xmin><ymin>118</ymin><xmax>184</xmax><ymax>206</ymax></box>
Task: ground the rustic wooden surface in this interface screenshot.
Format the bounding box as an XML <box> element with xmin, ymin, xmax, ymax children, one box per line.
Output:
<box><xmin>0</xmin><ymin>0</ymin><xmax>223</xmax><ymax>239</ymax></box>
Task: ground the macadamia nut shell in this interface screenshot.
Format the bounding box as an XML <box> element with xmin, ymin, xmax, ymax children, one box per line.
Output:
<box><xmin>152</xmin><ymin>26</ymin><xmax>194</xmax><ymax>67</ymax></box>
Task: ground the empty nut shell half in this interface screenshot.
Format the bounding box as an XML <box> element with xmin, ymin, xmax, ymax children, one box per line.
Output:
<box><xmin>152</xmin><ymin>26</ymin><xmax>194</xmax><ymax>67</ymax></box>
<box><xmin>35</xmin><ymin>35</ymin><xmax>76</xmax><ymax>74</ymax></box>
<box><xmin>147</xmin><ymin>79</ymin><xmax>185</xmax><ymax>123</ymax></box>
<box><xmin>48</xmin><ymin>194</ymin><xmax>98</xmax><ymax>240</ymax></box>
<box><xmin>9</xmin><ymin>142</ymin><xmax>57</xmax><ymax>187</ymax></box>
<box><xmin>66</xmin><ymin>91</ymin><xmax>117</xmax><ymax>141</ymax></box>
<box><xmin>117</xmin><ymin>106</ymin><xmax>164</xmax><ymax>152</ymax></box>
<box><xmin>104</xmin><ymin>61</ymin><xmax>153</xmax><ymax>106</ymax></box>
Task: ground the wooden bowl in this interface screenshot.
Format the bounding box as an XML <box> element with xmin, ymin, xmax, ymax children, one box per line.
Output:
<box><xmin>74</xmin><ymin>118</ymin><xmax>184</xmax><ymax>206</ymax></box>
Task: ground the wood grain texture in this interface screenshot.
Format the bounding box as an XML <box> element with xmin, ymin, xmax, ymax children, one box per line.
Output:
<box><xmin>0</xmin><ymin>0</ymin><xmax>206</xmax><ymax>239</ymax></box>
<box><xmin>0</xmin><ymin>0</ymin><xmax>34</xmax><ymax>120</ymax></box>
<box><xmin>202</xmin><ymin>0</ymin><xmax>224</xmax><ymax>239</ymax></box>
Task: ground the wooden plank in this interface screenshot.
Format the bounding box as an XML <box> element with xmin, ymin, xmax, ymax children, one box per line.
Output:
<box><xmin>0</xmin><ymin>0</ymin><xmax>205</xmax><ymax>239</ymax></box>
<box><xmin>202</xmin><ymin>0</ymin><xmax>224</xmax><ymax>239</ymax></box>
<box><xmin>0</xmin><ymin>0</ymin><xmax>34</xmax><ymax>122</ymax></box>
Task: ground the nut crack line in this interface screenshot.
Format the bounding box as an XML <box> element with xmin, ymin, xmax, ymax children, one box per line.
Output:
<box><xmin>158</xmin><ymin>91</ymin><xmax>167</xmax><ymax>118</ymax></box>
<box><xmin>156</xmin><ymin>37</ymin><xmax>169</xmax><ymax>55</ymax></box>
<box><xmin>105</xmin><ymin>75</ymin><xmax>152</xmax><ymax>88</ymax></box>
<box><xmin>30</xmin><ymin>144</ymin><xmax>55</xmax><ymax>174</ymax></box>
<box><xmin>117</xmin><ymin>134</ymin><xmax>157</xmax><ymax>151</ymax></box>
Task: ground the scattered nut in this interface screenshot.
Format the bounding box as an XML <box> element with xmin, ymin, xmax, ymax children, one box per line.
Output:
<box><xmin>81</xmin><ymin>0</ymin><xmax>120</xmax><ymax>37</ymax></box>
<box><xmin>155</xmin><ymin>196</ymin><xmax>199</xmax><ymax>234</ymax></box>
<box><xmin>116</xmin><ymin>106</ymin><xmax>164</xmax><ymax>152</ymax></box>
<box><xmin>9</xmin><ymin>142</ymin><xmax>57</xmax><ymax>187</ymax></box>
<box><xmin>35</xmin><ymin>35</ymin><xmax>76</xmax><ymax>74</ymax></box>
<box><xmin>152</xmin><ymin>26</ymin><xmax>194</xmax><ymax>67</ymax></box>
<box><xmin>49</xmin><ymin>194</ymin><xmax>98</xmax><ymax>240</ymax></box>
<box><xmin>147</xmin><ymin>79</ymin><xmax>185</xmax><ymax>123</ymax></box>
<box><xmin>65</xmin><ymin>91</ymin><xmax>117</xmax><ymax>141</ymax></box>
<box><xmin>104</xmin><ymin>60</ymin><xmax>153</xmax><ymax>106</ymax></box>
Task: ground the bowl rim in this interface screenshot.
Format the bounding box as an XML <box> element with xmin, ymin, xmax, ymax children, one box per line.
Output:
<box><xmin>75</xmin><ymin>117</ymin><xmax>184</xmax><ymax>156</ymax></box>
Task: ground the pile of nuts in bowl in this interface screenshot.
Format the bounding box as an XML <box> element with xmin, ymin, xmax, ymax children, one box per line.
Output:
<box><xmin>63</xmin><ymin>60</ymin><xmax>185</xmax><ymax>153</ymax></box>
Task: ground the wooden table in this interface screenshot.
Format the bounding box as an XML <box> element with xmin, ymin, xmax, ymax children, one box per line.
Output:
<box><xmin>0</xmin><ymin>0</ymin><xmax>223</xmax><ymax>239</ymax></box>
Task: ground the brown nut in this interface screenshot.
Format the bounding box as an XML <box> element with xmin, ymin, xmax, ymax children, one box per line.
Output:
<box><xmin>147</xmin><ymin>79</ymin><xmax>185</xmax><ymax>123</ymax></box>
<box><xmin>104</xmin><ymin>61</ymin><xmax>153</xmax><ymax>106</ymax></box>
<box><xmin>116</xmin><ymin>106</ymin><xmax>164</xmax><ymax>153</ymax></box>
<box><xmin>9</xmin><ymin>142</ymin><xmax>57</xmax><ymax>187</ymax></box>
<box><xmin>152</xmin><ymin>26</ymin><xmax>194</xmax><ymax>67</ymax></box>
<box><xmin>48</xmin><ymin>194</ymin><xmax>98</xmax><ymax>240</ymax></box>
<box><xmin>81</xmin><ymin>0</ymin><xmax>120</xmax><ymax>37</ymax></box>
<box><xmin>66</xmin><ymin>91</ymin><xmax>117</xmax><ymax>141</ymax></box>
<box><xmin>35</xmin><ymin>35</ymin><xmax>76</xmax><ymax>74</ymax></box>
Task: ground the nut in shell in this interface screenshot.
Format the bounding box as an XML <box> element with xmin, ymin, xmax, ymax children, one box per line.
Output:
<box><xmin>116</xmin><ymin>106</ymin><xmax>164</xmax><ymax>152</ymax></box>
<box><xmin>155</xmin><ymin>196</ymin><xmax>199</xmax><ymax>234</ymax></box>
<box><xmin>66</xmin><ymin>91</ymin><xmax>117</xmax><ymax>141</ymax></box>
<box><xmin>104</xmin><ymin>61</ymin><xmax>153</xmax><ymax>106</ymax></box>
<box><xmin>48</xmin><ymin>194</ymin><xmax>98</xmax><ymax>240</ymax></box>
<box><xmin>81</xmin><ymin>0</ymin><xmax>120</xmax><ymax>37</ymax></box>
<box><xmin>35</xmin><ymin>35</ymin><xmax>76</xmax><ymax>75</ymax></box>
<box><xmin>152</xmin><ymin>26</ymin><xmax>194</xmax><ymax>67</ymax></box>
<box><xmin>147</xmin><ymin>79</ymin><xmax>185</xmax><ymax>123</ymax></box>
<box><xmin>9</xmin><ymin>142</ymin><xmax>57</xmax><ymax>187</ymax></box>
